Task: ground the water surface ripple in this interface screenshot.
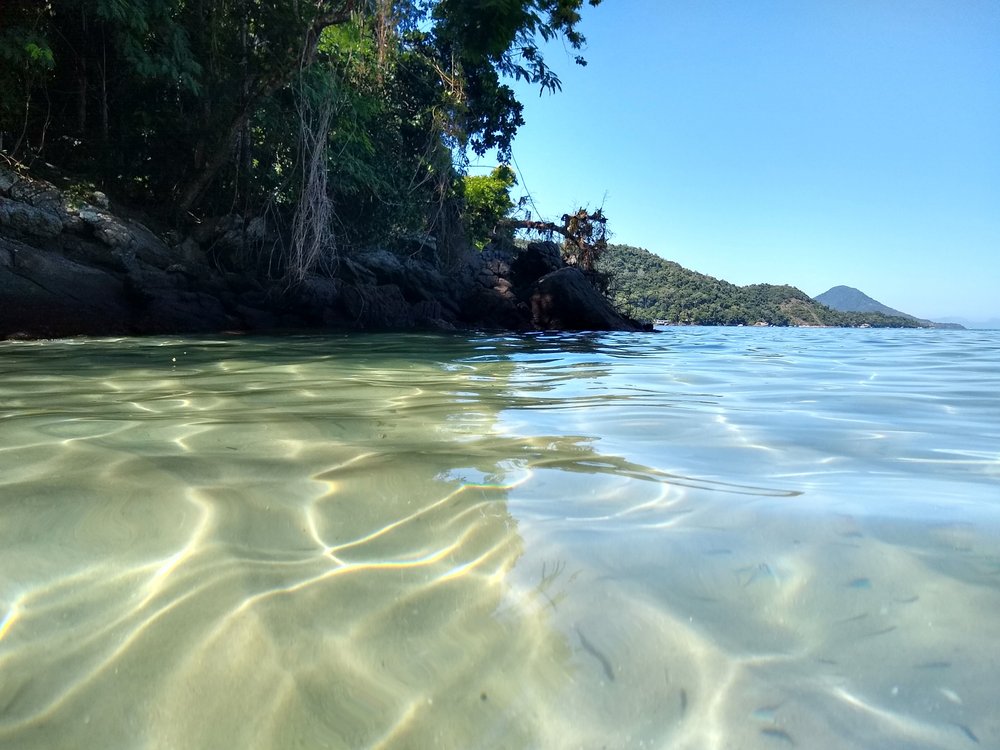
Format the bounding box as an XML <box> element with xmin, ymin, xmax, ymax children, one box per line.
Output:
<box><xmin>0</xmin><ymin>328</ymin><xmax>998</xmax><ymax>749</ymax></box>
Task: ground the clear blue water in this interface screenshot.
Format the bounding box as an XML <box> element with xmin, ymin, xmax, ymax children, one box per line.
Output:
<box><xmin>1</xmin><ymin>327</ymin><xmax>998</xmax><ymax>748</ymax></box>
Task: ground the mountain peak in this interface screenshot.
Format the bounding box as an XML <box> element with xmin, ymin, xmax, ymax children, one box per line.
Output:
<box><xmin>814</xmin><ymin>286</ymin><xmax>908</xmax><ymax>317</ymax></box>
<box><xmin>813</xmin><ymin>286</ymin><xmax>964</xmax><ymax>329</ymax></box>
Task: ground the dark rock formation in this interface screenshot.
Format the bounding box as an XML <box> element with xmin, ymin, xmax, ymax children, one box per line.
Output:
<box><xmin>1</xmin><ymin>236</ymin><xmax>131</xmax><ymax>337</ymax></box>
<box><xmin>531</xmin><ymin>267</ymin><xmax>642</xmax><ymax>331</ymax></box>
<box><xmin>1</xmin><ymin>164</ymin><xmax>644</xmax><ymax>339</ymax></box>
<box><xmin>454</xmin><ymin>240</ymin><xmax>642</xmax><ymax>331</ymax></box>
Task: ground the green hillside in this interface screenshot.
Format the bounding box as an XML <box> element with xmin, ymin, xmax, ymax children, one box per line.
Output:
<box><xmin>597</xmin><ymin>244</ymin><xmax>924</xmax><ymax>328</ymax></box>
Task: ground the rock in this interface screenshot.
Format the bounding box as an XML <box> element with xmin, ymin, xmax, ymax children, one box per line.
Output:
<box><xmin>397</xmin><ymin>233</ymin><xmax>438</xmax><ymax>264</ymax></box>
<box><xmin>1</xmin><ymin>163</ymin><xmax>644</xmax><ymax>337</ymax></box>
<box><xmin>357</xmin><ymin>248</ymin><xmax>405</xmax><ymax>279</ymax></box>
<box><xmin>360</xmin><ymin>284</ymin><xmax>418</xmax><ymax>329</ymax></box>
<box><xmin>125</xmin><ymin>219</ymin><xmax>175</xmax><ymax>268</ymax></box>
<box><xmin>510</xmin><ymin>241</ymin><xmax>563</xmax><ymax>286</ymax></box>
<box><xmin>0</xmin><ymin>167</ymin><xmax>16</xmax><ymax>193</ymax></box>
<box><xmin>293</xmin><ymin>276</ymin><xmax>342</xmax><ymax>319</ymax></box>
<box><xmin>73</xmin><ymin>207</ymin><xmax>172</xmax><ymax>268</ymax></box>
<box><xmin>221</xmin><ymin>271</ymin><xmax>264</xmax><ymax>296</ymax></box>
<box><xmin>123</xmin><ymin>260</ymin><xmax>183</xmax><ymax>300</ymax></box>
<box><xmin>530</xmin><ymin>267</ymin><xmax>641</xmax><ymax>331</ymax></box>
<box><xmin>334</xmin><ymin>255</ymin><xmax>377</xmax><ymax>287</ymax></box>
<box><xmin>353</xmin><ymin>248</ymin><xmax>457</xmax><ymax>318</ymax></box>
<box><xmin>136</xmin><ymin>290</ymin><xmax>234</xmax><ymax>333</ymax></box>
<box><xmin>0</xmin><ymin>196</ymin><xmax>63</xmax><ymax>238</ymax></box>
<box><xmin>460</xmin><ymin>285</ymin><xmax>530</xmax><ymax>330</ymax></box>
<box><xmin>61</xmin><ymin>236</ymin><xmax>134</xmax><ymax>272</ymax></box>
<box><xmin>77</xmin><ymin>206</ymin><xmax>133</xmax><ymax>249</ymax></box>
<box><xmin>0</xmin><ymin>236</ymin><xmax>131</xmax><ymax>337</ymax></box>
<box><xmin>459</xmin><ymin>242</ymin><xmax>589</xmax><ymax>330</ymax></box>
<box><xmin>1</xmin><ymin>168</ymin><xmax>64</xmax><ymax>214</ymax></box>
<box><xmin>292</xmin><ymin>274</ymin><xmax>449</xmax><ymax>331</ymax></box>
<box><xmin>234</xmin><ymin>303</ymin><xmax>280</xmax><ymax>331</ymax></box>
<box><xmin>175</xmin><ymin>237</ymin><xmax>209</xmax><ymax>267</ymax></box>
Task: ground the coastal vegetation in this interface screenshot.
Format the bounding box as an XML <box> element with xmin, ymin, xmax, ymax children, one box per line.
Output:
<box><xmin>597</xmin><ymin>244</ymin><xmax>925</xmax><ymax>328</ymax></box>
<box><xmin>1</xmin><ymin>0</ymin><xmax>602</xmax><ymax>271</ymax></box>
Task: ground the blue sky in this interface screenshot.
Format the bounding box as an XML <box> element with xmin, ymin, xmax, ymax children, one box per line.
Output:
<box><xmin>473</xmin><ymin>1</ymin><xmax>1000</xmax><ymax>322</ymax></box>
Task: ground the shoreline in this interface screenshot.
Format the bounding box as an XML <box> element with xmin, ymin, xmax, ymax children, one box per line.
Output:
<box><xmin>1</xmin><ymin>164</ymin><xmax>644</xmax><ymax>341</ymax></box>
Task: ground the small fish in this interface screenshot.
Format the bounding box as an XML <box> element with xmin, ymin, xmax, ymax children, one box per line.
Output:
<box><xmin>760</xmin><ymin>726</ymin><xmax>795</xmax><ymax>745</ymax></box>
<box><xmin>575</xmin><ymin>627</ymin><xmax>615</xmax><ymax>682</ymax></box>
<box><xmin>836</xmin><ymin>612</ymin><xmax>869</xmax><ymax>625</ymax></box>
<box><xmin>679</xmin><ymin>688</ymin><xmax>688</xmax><ymax>716</ymax></box>
<box><xmin>914</xmin><ymin>660</ymin><xmax>951</xmax><ymax>670</ymax></box>
<box><xmin>847</xmin><ymin>577</ymin><xmax>872</xmax><ymax>589</ymax></box>
<box><xmin>864</xmin><ymin>625</ymin><xmax>897</xmax><ymax>637</ymax></box>
<box><xmin>953</xmin><ymin>722</ymin><xmax>980</xmax><ymax>744</ymax></box>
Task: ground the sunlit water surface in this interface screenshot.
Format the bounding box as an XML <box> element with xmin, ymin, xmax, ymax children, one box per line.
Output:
<box><xmin>1</xmin><ymin>328</ymin><xmax>998</xmax><ymax>749</ymax></box>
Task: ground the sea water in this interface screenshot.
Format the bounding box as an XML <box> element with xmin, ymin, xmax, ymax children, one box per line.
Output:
<box><xmin>0</xmin><ymin>327</ymin><xmax>997</xmax><ymax>749</ymax></box>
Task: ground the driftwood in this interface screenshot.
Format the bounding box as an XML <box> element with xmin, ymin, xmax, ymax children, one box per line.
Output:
<box><xmin>502</xmin><ymin>208</ymin><xmax>608</xmax><ymax>271</ymax></box>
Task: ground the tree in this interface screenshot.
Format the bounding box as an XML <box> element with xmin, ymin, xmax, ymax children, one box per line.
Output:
<box><xmin>0</xmin><ymin>2</ymin><xmax>57</xmax><ymax>156</ymax></box>
<box><xmin>1</xmin><ymin>0</ymin><xmax>608</xmax><ymax>290</ymax></box>
<box><xmin>462</xmin><ymin>165</ymin><xmax>518</xmax><ymax>249</ymax></box>
<box><xmin>1</xmin><ymin>0</ymin><xmax>602</xmax><ymax>213</ymax></box>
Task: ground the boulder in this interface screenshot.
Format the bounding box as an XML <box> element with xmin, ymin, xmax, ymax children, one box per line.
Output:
<box><xmin>135</xmin><ymin>290</ymin><xmax>235</xmax><ymax>333</ymax></box>
<box><xmin>0</xmin><ymin>162</ymin><xmax>646</xmax><ymax>337</ymax></box>
<box><xmin>0</xmin><ymin>196</ymin><xmax>63</xmax><ymax>239</ymax></box>
<box><xmin>357</xmin><ymin>248</ymin><xmax>405</xmax><ymax>282</ymax></box>
<box><xmin>509</xmin><ymin>241</ymin><xmax>563</xmax><ymax>287</ymax></box>
<box><xmin>530</xmin><ymin>267</ymin><xmax>641</xmax><ymax>331</ymax></box>
<box><xmin>332</xmin><ymin>255</ymin><xmax>377</xmax><ymax>287</ymax></box>
<box><xmin>0</xmin><ymin>166</ymin><xmax>64</xmax><ymax>215</ymax></box>
<box><xmin>0</xmin><ymin>236</ymin><xmax>131</xmax><ymax>337</ymax></box>
<box><xmin>77</xmin><ymin>206</ymin><xmax>133</xmax><ymax>250</ymax></box>
<box><xmin>353</xmin><ymin>248</ymin><xmax>458</xmax><ymax>319</ymax></box>
<box><xmin>75</xmin><ymin>207</ymin><xmax>175</xmax><ymax>269</ymax></box>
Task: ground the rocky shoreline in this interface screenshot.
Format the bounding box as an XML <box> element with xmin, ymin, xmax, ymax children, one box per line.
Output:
<box><xmin>1</xmin><ymin>165</ymin><xmax>643</xmax><ymax>340</ymax></box>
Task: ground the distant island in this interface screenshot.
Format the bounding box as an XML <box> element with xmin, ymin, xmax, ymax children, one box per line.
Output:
<box><xmin>598</xmin><ymin>244</ymin><xmax>956</xmax><ymax>329</ymax></box>
<box><xmin>813</xmin><ymin>286</ymin><xmax>964</xmax><ymax>329</ymax></box>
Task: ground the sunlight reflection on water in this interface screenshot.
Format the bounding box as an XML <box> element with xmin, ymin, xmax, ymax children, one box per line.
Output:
<box><xmin>0</xmin><ymin>328</ymin><xmax>998</xmax><ymax>749</ymax></box>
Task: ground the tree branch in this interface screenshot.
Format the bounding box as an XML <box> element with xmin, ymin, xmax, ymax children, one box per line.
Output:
<box><xmin>502</xmin><ymin>218</ymin><xmax>584</xmax><ymax>250</ymax></box>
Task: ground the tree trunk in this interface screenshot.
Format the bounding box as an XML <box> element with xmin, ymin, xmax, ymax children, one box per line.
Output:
<box><xmin>76</xmin><ymin>7</ymin><xmax>88</xmax><ymax>135</ymax></box>
<box><xmin>76</xmin><ymin>59</ymin><xmax>87</xmax><ymax>135</ymax></box>
<box><xmin>176</xmin><ymin>104</ymin><xmax>255</xmax><ymax>217</ymax></box>
<box><xmin>174</xmin><ymin>1</ymin><xmax>357</xmax><ymax>218</ymax></box>
<box><xmin>99</xmin><ymin>32</ymin><xmax>108</xmax><ymax>143</ymax></box>
<box><xmin>503</xmin><ymin>219</ymin><xmax>582</xmax><ymax>250</ymax></box>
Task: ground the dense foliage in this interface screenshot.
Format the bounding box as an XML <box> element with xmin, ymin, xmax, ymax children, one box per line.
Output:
<box><xmin>461</xmin><ymin>165</ymin><xmax>518</xmax><ymax>249</ymax></box>
<box><xmin>0</xmin><ymin>0</ymin><xmax>601</xmax><ymax>268</ymax></box>
<box><xmin>598</xmin><ymin>244</ymin><xmax>925</xmax><ymax>328</ymax></box>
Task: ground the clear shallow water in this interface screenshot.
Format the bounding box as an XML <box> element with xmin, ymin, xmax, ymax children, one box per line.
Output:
<box><xmin>1</xmin><ymin>327</ymin><xmax>998</xmax><ymax>749</ymax></box>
